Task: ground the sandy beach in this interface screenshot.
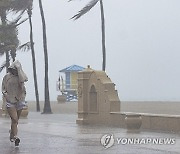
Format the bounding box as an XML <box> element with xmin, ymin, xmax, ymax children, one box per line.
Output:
<box><xmin>121</xmin><ymin>101</ymin><xmax>180</xmax><ymax>115</ymax></box>
<box><xmin>8</xmin><ymin>101</ymin><xmax>179</xmax><ymax>115</ymax></box>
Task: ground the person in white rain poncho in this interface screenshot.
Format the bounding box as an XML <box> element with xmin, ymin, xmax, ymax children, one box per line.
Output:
<box><xmin>1</xmin><ymin>60</ymin><xmax>28</xmax><ymax>146</ymax></box>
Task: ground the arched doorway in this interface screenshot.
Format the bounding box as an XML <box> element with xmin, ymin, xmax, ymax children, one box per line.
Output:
<box><xmin>89</xmin><ymin>85</ymin><xmax>97</xmax><ymax>112</ymax></box>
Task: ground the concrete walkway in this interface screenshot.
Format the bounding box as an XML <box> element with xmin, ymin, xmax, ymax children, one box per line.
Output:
<box><xmin>0</xmin><ymin>112</ymin><xmax>180</xmax><ymax>154</ymax></box>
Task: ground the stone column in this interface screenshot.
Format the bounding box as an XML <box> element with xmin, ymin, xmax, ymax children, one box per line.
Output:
<box><xmin>76</xmin><ymin>65</ymin><xmax>93</xmax><ymax>124</ymax></box>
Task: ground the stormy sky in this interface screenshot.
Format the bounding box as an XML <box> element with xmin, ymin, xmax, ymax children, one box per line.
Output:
<box><xmin>1</xmin><ymin>0</ymin><xmax>180</xmax><ymax>101</ymax></box>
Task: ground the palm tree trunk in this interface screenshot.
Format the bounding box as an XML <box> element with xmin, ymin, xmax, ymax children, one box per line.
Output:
<box><xmin>38</xmin><ymin>0</ymin><xmax>52</xmax><ymax>113</ymax></box>
<box><xmin>5</xmin><ymin>51</ymin><xmax>10</xmax><ymax>72</ymax></box>
<box><xmin>10</xmin><ymin>49</ymin><xmax>16</xmax><ymax>62</ymax></box>
<box><xmin>99</xmin><ymin>0</ymin><xmax>106</xmax><ymax>71</ymax></box>
<box><xmin>27</xmin><ymin>7</ymin><xmax>40</xmax><ymax>112</ymax></box>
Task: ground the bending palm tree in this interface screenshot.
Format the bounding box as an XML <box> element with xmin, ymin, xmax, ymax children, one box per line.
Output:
<box><xmin>71</xmin><ymin>0</ymin><xmax>106</xmax><ymax>71</ymax></box>
<box><xmin>0</xmin><ymin>0</ymin><xmax>40</xmax><ymax>112</ymax></box>
<box><xmin>0</xmin><ymin>1</ymin><xmax>11</xmax><ymax>71</ymax></box>
<box><xmin>0</xmin><ymin>12</ymin><xmax>29</xmax><ymax>70</ymax></box>
<box><xmin>0</xmin><ymin>0</ymin><xmax>32</xmax><ymax>71</ymax></box>
<box><xmin>38</xmin><ymin>0</ymin><xmax>52</xmax><ymax>113</ymax></box>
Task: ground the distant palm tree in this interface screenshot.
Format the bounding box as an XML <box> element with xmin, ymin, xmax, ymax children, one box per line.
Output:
<box><xmin>70</xmin><ymin>0</ymin><xmax>106</xmax><ymax>71</ymax></box>
<box><xmin>27</xmin><ymin>3</ymin><xmax>40</xmax><ymax>112</ymax></box>
<box><xmin>38</xmin><ymin>0</ymin><xmax>52</xmax><ymax>114</ymax></box>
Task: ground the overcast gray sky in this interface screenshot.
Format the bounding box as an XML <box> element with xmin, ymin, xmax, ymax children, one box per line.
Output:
<box><xmin>1</xmin><ymin>0</ymin><xmax>180</xmax><ymax>101</ymax></box>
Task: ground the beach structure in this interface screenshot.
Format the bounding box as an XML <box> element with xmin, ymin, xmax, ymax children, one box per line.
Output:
<box><xmin>76</xmin><ymin>65</ymin><xmax>121</xmax><ymax>125</ymax></box>
<box><xmin>76</xmin><ymin>66</ymin><xmax>180</xmax><ymax>133</ymax></box>
<box><xmin>58</xmin><ymin>65</ymin><xmax>85</xmax><ymax>102</ymax></box>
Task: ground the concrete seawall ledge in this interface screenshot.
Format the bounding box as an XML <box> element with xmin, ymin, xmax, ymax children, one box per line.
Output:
<box><xmin>110</xmin><ymin>111</ymin><xmax>180</xmax><ymax>133</ymax></box>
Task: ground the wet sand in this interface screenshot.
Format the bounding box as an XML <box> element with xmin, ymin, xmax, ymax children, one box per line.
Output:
<box><xmin>27</xmin><ymin>101</ymin><xmax>78</xmax><ymax>114</ymax></box>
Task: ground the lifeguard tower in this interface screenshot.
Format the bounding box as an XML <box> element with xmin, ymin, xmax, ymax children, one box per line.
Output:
<box><xmin>57</xmin><ymin>65</ymin><xmax>85</xmax><ymax>102</ymax></box>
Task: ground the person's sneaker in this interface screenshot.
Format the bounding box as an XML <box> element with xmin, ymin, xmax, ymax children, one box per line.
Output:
<box><xmin>14</xmin><ymin>137</ymin><xmax>20</xmax><ymax>147</ymax></box>
<box><xmin>10</xmin><ymin>138</ymin><xmax>14</xmax><ymax>142</ymax></box>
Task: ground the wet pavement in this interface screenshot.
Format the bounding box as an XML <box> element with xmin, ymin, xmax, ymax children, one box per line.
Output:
<box><xmin>0</xmin><ymin>112</ymin><xmax>180</xmax><ymax>154</ymax></box>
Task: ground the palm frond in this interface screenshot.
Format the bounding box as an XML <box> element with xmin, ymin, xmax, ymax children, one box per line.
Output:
<box><xmin>10</xmin><ymin>0</ymin><xmax>33</xmax><ymax>13</ymax></box>
<box><xmin>0</xmin><ymin>44</ymin><xmax>16</xmax><ymax>53</ymax></box>
<box><xmin>0</xmin><ymin>50</ymin><xmax>5</xmax><ymax>56</ymax></box>
<box><xmin>15</xmin><ymin>18</ymin><xmax>28</xmax><ymax>27</ymax></box>
<box><xmin>71</xmin><ymin>0</ymin><xmax>99</xmax><ymax>20</ymax></box>
<box><xmin>17</xmin><ymin>42</ymin><xmax>31</xmax><ymax>52</ymax></box>
<box><xmin>16</xmin><ymin>9</ymin><xmax>26</xmax><ymax>17</ymax></box>
<box><xmin>9</xmin><ymin>14</ymin><xmax>22</xmax><ymax>25</ymax></box>
<box><xmin>27</xmin><ymin>4</ymin><xmax>33</xmax><ymax>16</ymax></box>
<box><xmin>0</xmin><ymin>61</ymin><xmax>6</xmax><ymax>73</ymax></box>
<box><xmin>8</xmin><ymin>11</ymin><xmax>27</xmax><ymax>27</ymax></box>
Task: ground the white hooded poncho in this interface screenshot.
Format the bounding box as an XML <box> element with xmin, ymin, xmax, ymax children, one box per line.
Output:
<box><xmin>1</xmin><ymin>60</ymin><xmax>28</xmax><ymax>103</ymax></box>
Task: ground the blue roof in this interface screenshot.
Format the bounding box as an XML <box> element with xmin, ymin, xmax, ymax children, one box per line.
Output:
<box><xmin>59</xmin><ymin>65</ymin><xmax>85</xmax><ymax>72</ymax></box>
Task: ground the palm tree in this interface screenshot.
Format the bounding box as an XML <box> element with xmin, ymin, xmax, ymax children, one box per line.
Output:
<box><xmin>70</xmin><ymin>0</ymin><xmax>106</xmax><ymax>71</ymax></box>
<box><xmin>0</xmin><ymin>0</ymin><xmax>11</xmax><ymax>71</ymax></box>
<box><xmin>0</xmin><ymin>12</ymin><xmax>29</xmax><ymax>70</ymax></box>
<box><xmin>27</xmin><ymin>3</ymin><xmax>40</xmax><ymax>112</ymax></box>
<box><xmin>0</xmin><ymin>0</ymin><xmax>31</xmax><ymax>71</ymax></box>
<box><xmin>38</xmin><ymin>0</ymin><xmax>52</xmax><ymax>114</ymax></box>
<box><xmin>0</xmin><ymin>0</ymin><xmax>40</xmax><ymax>112</ymax></box>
